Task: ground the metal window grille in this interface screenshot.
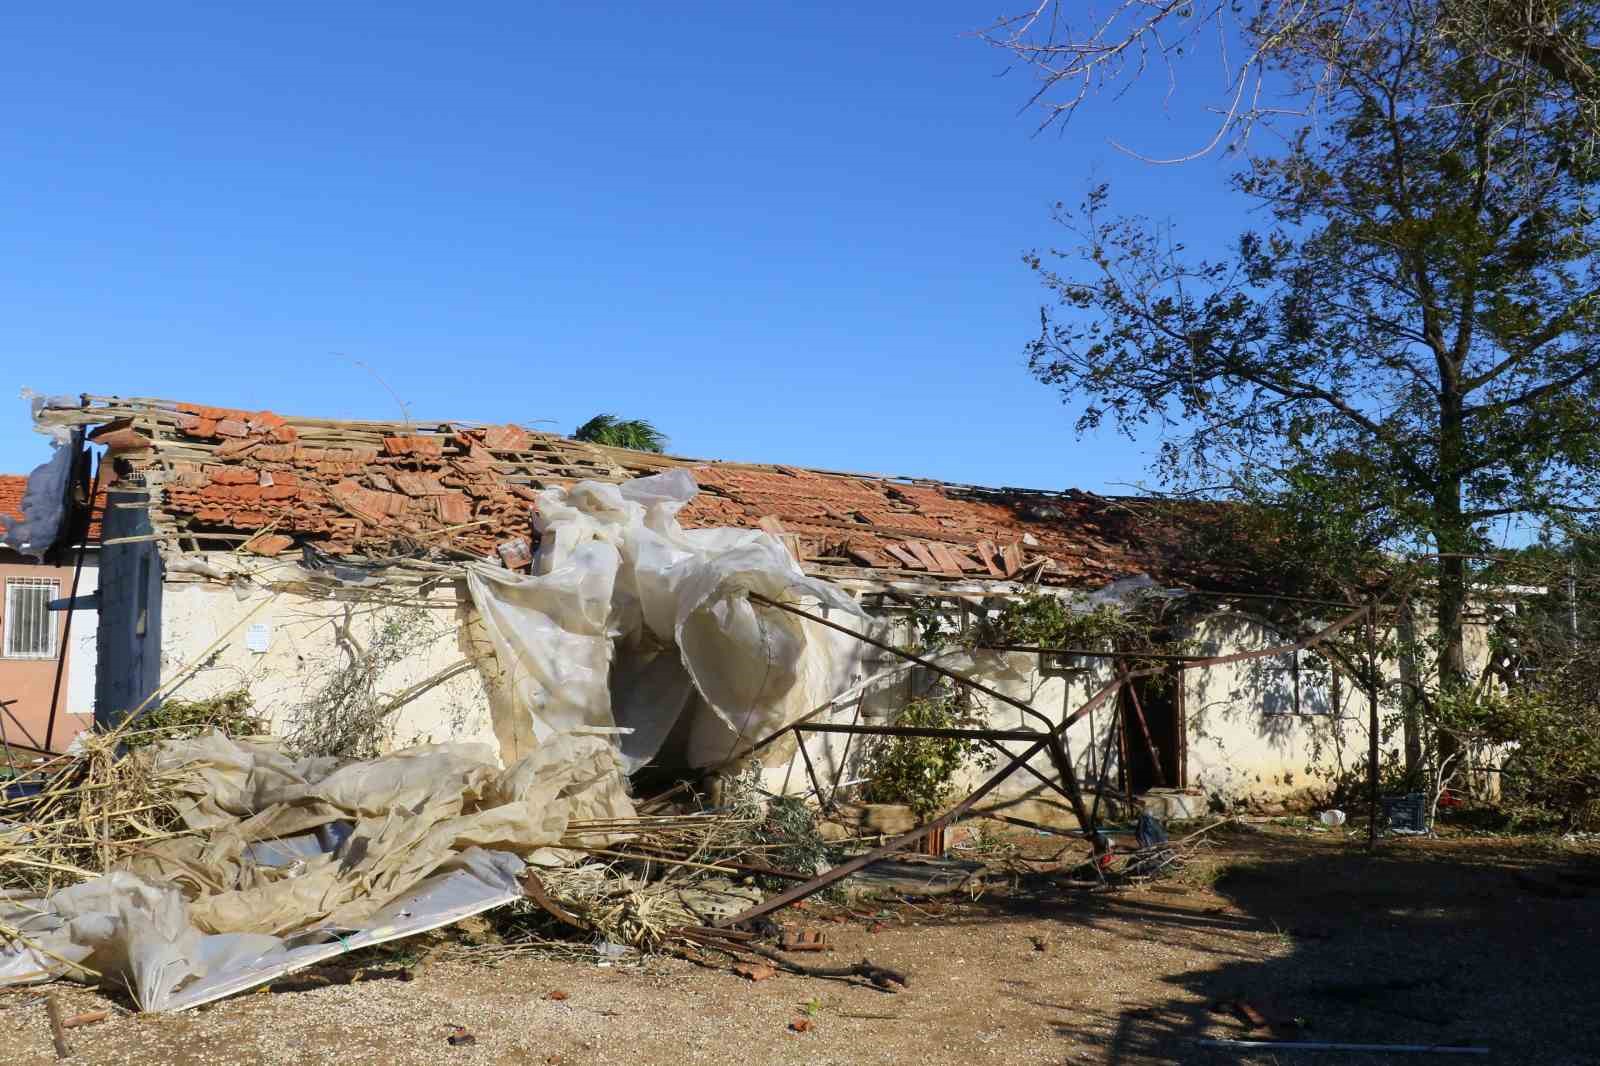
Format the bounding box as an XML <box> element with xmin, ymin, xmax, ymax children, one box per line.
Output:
<box><xmin>4</xmin><ymin>577</ymin><xmax>60</xmax><ymax>659</ymax></box>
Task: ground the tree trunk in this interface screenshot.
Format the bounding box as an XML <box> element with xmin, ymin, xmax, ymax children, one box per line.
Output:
<box><xmin>1433</xmin><ymin>456</ymin><xmax>1471</xmax><ymax>770</ymax></box>
<box><xmin>1437</xmin><ymin>553</ymin><xmax>1470</xmax><ymax>690</ymax></box>
<box><xmin>1433</xmin><ymin>378</ymin><xmax>1470</xmax><ymax>769</ymax></box>
<box><xmin>1396</xmin><ymin>597</ymin><xmax>1424</xmax><ymax>780</ymax></box>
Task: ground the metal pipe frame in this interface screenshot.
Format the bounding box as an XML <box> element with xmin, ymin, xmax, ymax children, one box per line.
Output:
<box><xmin>713</xmin><ymin>589</ymin><xmax>1391</xmax><ymax>929</ymax></box>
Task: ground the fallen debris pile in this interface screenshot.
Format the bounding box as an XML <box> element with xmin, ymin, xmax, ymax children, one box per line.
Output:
<box><xmin>0</xmin><ymin>726</ymin><xmax>643</xmax><ymax>1009</ymax></box>
<box><xmin>0</xmin><ymin>728</ymin><xmax>197</xmax><ymax>898</ymax></box>
<box><xmin>0</xmin><ymin>720</ymin><xmax>927</xmax><ymax>1010</ymax></box>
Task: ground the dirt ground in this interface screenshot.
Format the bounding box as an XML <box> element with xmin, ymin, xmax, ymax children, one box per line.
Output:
<box><xmin>5</xmin><ymin>824</ymin><xmax>1598</xmax><ymax>1066</ymax></box>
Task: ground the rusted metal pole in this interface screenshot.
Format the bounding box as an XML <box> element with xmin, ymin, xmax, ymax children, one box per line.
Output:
<box><xmin>979</xmin><ymin>737</ymin><xmax>1080</xmax><ymax>807</ymax></box>
<box><xmin>1087</xmin><ymin>683</ymin><xmax>1123</xmax><ymax>830</ymax></box>
<box><xmin>716</xmin><ymin>670</ymin><xmax>1134</xmax><ymax>927</ymax></box>
<box><xmin>1124</xmin><ymin>677</ymin><xmax>1167</xmax><ymax>788</ymax></box>
<box><xmin>1116</xmin><ymin>696</ymin><xmax>1134</xmax><ymax>806</ymax></box>
<box><xmin>750</xmin><ymin>590</ymin><xmax>1105</xmax><ymax>841</ymax></box>
<box><xmin>1045</xmin><ymin>728</ymin><xmax>1101</xmax><ymax>844</ymax></box>
<box><xmin>44</xmin><ymin>457</ymin><xmax>100</xmax><ymax>754</ymax></box>
<box><xmin>796</xmin><ymin>723</ymin><xmax>1045</xmax><ymax>742</ymax></box>
<box><xmin>978</xmin><ymin>599</ymin><xmax>1370</xmax><ymax>664</ymax></box>
<box><xmin>827</xmin><ymin>692</ymin><xmax>864</xmax><ymax>798</ymax></box>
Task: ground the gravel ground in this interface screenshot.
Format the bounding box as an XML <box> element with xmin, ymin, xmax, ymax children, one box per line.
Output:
<box><xmin>4</xmin><ymin>826</ymin><xmax>1597</xmax><ymax>1065</ymax></box>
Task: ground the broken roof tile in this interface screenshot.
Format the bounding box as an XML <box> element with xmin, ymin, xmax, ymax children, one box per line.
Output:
<box><xmin>328</xmin><ymin>480</ymin><xmax>407</xmax><ymax>525</ymax></box>
<box><xmin>243</xmin><ymin>532</ymin><xmax>295</xmax><ymax>556</ymax></box>
<box><xmin>435</xmin><ymin>494</ymin><xmax>473</xmax><ymax>525</ymax></box>
<box><xmin>497</xmin><ymin>536</ymin><xmax>533</xmax><ymax>569</ymax></box>
<box><xmin>481</xmin><ymin>424</ymin><xmax>535</xmax><ymax>452</ymax></box>
<box><xmin>252</xmin><ymin>443</ymin><xmax>301</xmax><ymax>462</ymax></box>
<box><xmin>87</xmin><ymin>419</ymin><xmax>153</xmax><ymax>452</ymax></box>
<box><xmin>175</xmin><ymin>412</ymin><xmax>218</xmax><ymax>437</ymax></box>
<box><xmin>392</xmin><ymin>472</ymin><xmax>449</xmax><ymax>497</ymax></box>
<box><xmin>247</xmin><ymin>411</ymin><xmax>287</xmax><ymax>432</ymax></box>
<box><xmin>205</xmin><ymin>466</ymin><xmax>257</xmax><ymax>485</ymax></box>
<box><xmin>883</xmin><ymin>543</ymin><xmax>924</xmax><ymax>570</ymax></box>
<box><xmin>382</xmin><ymin>435</ymin><xmax>444</xmax><ymax>459</ymax></box>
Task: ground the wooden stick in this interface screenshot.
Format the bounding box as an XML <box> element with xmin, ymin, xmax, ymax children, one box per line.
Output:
<box><xmin>679</xmin><ymin>930</ymin><xmax>908</xmax><ymax>990</ymax></box>
<box><xmin>572</xmin><ymin>847</ymin><xmax>768</xmax><ymax>878</ymax></box>
<box><xmin>44</xmin><ymin>993</ymin><xmax>70</xmax><ymax>1058</ymax></box>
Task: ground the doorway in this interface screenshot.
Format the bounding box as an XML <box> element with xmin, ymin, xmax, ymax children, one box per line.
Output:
<box><xmin>1119</xmin><ymin>672</ymin><xmax>1183</xmax><ymax>793</ymax></box>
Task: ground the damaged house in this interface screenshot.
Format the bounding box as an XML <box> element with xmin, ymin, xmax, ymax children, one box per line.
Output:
<box><xmin>7</xmin><ymin>393</ymin><xmax>1482</xmax><ymax>816</ymax></box>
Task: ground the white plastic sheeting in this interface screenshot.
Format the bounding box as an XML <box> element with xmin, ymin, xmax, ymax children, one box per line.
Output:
<box><xmin>466</xmin><ymin>469</ymin><xmax>876</xmax><ymax>771</ymax></box>
<box><xmin>0</xmin><ymin>470</ymin><xmax>882</xmax><ymax>1011</ymax></box>
<box><xmin>0</xmin><ymin>732</ymin><xmax>633</xmax><ymax>1010</ymax></box>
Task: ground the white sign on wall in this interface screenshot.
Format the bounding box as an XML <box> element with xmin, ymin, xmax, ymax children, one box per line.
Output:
<box><xmin>245</xmin><ymin>622</ymin><xmax>272</xmax><ymax>654</ymax></box>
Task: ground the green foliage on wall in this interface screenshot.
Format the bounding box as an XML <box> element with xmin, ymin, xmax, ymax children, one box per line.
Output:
<box><xmin>859</xmin><ymin>686</ymin><xmax>997</xmax><ymax>821</ymax></box>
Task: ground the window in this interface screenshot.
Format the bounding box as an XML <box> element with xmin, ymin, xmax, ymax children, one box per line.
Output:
<box><xmin>4</xmin><ymin>577</ymin><xmax>60</xmax><ymax>659</ymax></box>
<box><xmin>1262</xmin><ymin>648</ymin><xmax>1335</xmax><ymax>715</ymax></box>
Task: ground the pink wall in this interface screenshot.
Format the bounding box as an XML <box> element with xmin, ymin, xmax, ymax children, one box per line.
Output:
<box><xmin>0</xmin><ymin>556</ymin><xmax>89</xmax><ymax>753</ymax></box>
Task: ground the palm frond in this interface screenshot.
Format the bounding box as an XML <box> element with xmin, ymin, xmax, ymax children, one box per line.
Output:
<box><xmin>571</xmin><ymin>413</ymin><xmax>667</xmax><ymax>453</ymax></box>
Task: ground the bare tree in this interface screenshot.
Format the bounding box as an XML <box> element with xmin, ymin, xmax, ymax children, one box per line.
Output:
<box><xmin>979</xmin><ymin>0</ymin><xmax>1600</xmax><ymax>157</ymax></box>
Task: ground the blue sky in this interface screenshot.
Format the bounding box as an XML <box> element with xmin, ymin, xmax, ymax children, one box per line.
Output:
<box><xmin>0</xmin><ymin>3</ymin><xmax>1244</xmax><ymax>490</ymax></box>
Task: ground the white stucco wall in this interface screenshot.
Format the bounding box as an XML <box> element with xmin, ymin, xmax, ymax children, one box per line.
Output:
<box><xmin>64</xmin><ymin>554</ymin><xmax>99</xmax><ymax>721</ymax></box>
<box><xmin>746</xmin><ymin>611</ymin><xmax>1125</xmax><ymax>824</ymax></box>
<box><xmin>156</xmin><ymin>571</ymin><xmax>500</xmax><ymax>753</ymax></box>
<box><xmin>770</xmin><ymin>603</ymin><xmax>1494</xmax><ymax>820</ymax></box>
<box><xmin>148</xmin><ymin>565</ymin><xmax>1484</xmax><ymax>817</ymax></box>
<box><xmin>1181</xmin><ymin>612</ymin><xmax>1378</xmax><ymax>805</ymax></box>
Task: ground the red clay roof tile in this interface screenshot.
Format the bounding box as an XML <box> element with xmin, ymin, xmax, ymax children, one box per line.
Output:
<box><xmin>34</xmin><ymin>396</ymin><xmax>1274</xmax><ymax>589</ymax></box>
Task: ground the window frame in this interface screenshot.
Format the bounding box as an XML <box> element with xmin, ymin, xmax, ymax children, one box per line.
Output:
<box><xmin>1263</xmin><ymin>646</ymin><xmax>1338</xmax><ymax>717</ymax></box>
<box><xmin>3</xmin><ymin>576</ymin><xmax>61</xmax><ymax>660</ymax></box>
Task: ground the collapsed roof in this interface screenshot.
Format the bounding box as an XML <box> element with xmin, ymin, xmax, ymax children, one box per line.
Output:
<box><xmin>30</xmin><ymin>394</ymin><xmax>1259</xmax><ymax>593</ymax></box>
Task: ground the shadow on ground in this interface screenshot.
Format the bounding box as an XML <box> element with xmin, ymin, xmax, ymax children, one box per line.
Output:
<box><xmin>970</xmin><ymin>828</ymin><xmax>1600</xmax><ymax>1064</ymax></box>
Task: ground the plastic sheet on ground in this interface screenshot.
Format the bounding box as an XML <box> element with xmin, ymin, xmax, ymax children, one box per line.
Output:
<box><xmin>0</xmin><ymin>731</ymin><xmax>633</xmax><ymax>1011</ymax></box>
<box><xmin>466</xmin><ymin>469</ymin><xmax>876</xmax><ymax>771</ymax></box>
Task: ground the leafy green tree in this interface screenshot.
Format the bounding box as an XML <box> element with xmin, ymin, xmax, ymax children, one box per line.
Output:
<box><xmin>570</xmin><ymin>413</ymin><xmax>668</xmax><ymax>453</ymax></box>
<box><xmin>1023</xmin><ymin>2</ymin><xmax>1600</xmax><ymax>713</ymax></box>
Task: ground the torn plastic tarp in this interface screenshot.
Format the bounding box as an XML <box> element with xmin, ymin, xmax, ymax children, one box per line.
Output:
<box><xmin>0</xmin><ymin>438</ymin><xmax>72</xmax><ymax>558</ymax></box>
<box><xmin>466</xmin><ymin>469</ymin><xmax>876</xmax><ymax>772</ymax></box>
<box><xmin>0</xmin><ymin>731</ymin><xmax>633</xmax><ymax>1010</ymax></box>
